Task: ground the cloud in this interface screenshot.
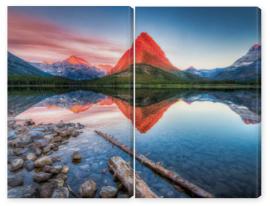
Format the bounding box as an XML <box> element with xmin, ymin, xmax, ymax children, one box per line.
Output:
<box><xmin>8</xmin><ymin>11</ymin><xmax>125</xmax><ymax>65</ymax></box>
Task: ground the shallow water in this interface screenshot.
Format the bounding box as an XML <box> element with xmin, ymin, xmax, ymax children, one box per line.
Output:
<box><xmin>9</xmin><ymin>89</ymin><xmax>133</xmax><ymax>197</ymax></box>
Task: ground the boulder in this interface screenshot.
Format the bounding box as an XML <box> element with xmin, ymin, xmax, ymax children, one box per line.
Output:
<box><xmin>34</xmin><ymin>156</ymin><xmax>52</xmax><ymax>168</ymax></box>
<box><xmin>100</xmin><ymin>186</ymin><xmax>117</xmax><ymax>198</ymax></box>
<box><xmin>61</xmin><ymin>165</ymin><xmax>69</xmax><ymax>174</ymax></box>
<box><xmin>40</xmin><ymin>182</ymin><xmax>56</xmax><ymax>198</ymax></box>
<box><xmin>43</xmin><ymin>165</ymin><xmax>63</xmax><ymax>174</ymax></box>
<box><xmin>24</xmin><ymin>119</ymin><xmax>35</xmax><ymax>126</ymax></box>
<box><xmin>33</xmin><ymin>172</ymin><xmax>52</xmax><ymax>182</ymax></box>
<box><xmin>51</xmin><ymin>187</ymin><xmax>69</xmax><ymax>198</ymax></box>
<box><xmin>9</xmin><ymin>158</ymin><xmax>24</xmax><ymax>171</ymax></box>
<box><xmin>29</xmin><ymin>130</ymin><xmax>44</xmax><ymax>139</ymax></box>
<box><xmin>26</xmin><ymin>152</ymin><xmax>37</xmax><ymax>161</ymax></box>
<box><xmin>79</xmin><ymin>179</ymin><xmax>96</xmax><ymax>198</ymax></box>
<box><xmin>8</xmin><ymin>185</ymin><xmax>38</xmax><ymax>198</ymax></box>
<box><xmin>72</xmin><ymin>151</ymin><xmax>81</xmax><ymax>162</ymax></box>
<box><xmin>8</xmin><ymin>174</ymin><xmax>24</xmax><ymax>187</ymax></box>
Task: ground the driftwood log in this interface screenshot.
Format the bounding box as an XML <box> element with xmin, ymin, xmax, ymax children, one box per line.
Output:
<box><xmin>109</xmin><ymin>156</ymin><xmax>158</xmax><ymax>198</ymax></box>
<box><xmin>95</xmin><ymin>130</ymin><xmax>214</xmax><ymax>198</ymax></box>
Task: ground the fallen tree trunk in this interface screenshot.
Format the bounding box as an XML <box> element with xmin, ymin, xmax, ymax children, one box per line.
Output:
<box><xmin>96</xmin><ymin>130</ymin><xmax>214</xmax><ymax>198</ymax></box>
<box><xmin>108</xmin><ymin>156</ymin><xmax>158</xmax><ymax>198</ymax></box>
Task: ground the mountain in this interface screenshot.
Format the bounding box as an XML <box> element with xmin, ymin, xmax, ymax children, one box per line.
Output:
<box><xmin>185</xmin><ymin>44</ymin><xmax>261</xmax><ymax>83</ymax></box>
<box><xmin>111</xmin><ymin>32</ymin><xmax>179</xmax><ymax>74</ymax></box>
<box><xmin>8</xmin><ymin>52</ymin><xmax>52</xmax><ymax>77</ymax></box>
<box><xmin>232</xmin><ymin>44</ymin><xmax>261</xmax><ymax>67</ymax></box>
<box><xmin>33</xmin><ymin>56</ymin><xmax>105</xmax><ymax>80</ymax></box>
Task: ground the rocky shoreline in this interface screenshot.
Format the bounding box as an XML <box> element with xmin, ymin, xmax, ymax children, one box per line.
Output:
<box><xmin>8</xmin><ymin>118</ymin><xmax>127</xmax><ymax>198</ymax></box>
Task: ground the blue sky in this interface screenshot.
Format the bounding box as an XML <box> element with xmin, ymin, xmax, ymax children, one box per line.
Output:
<box><xmin>136</xmin><ymin>7</ymin><xmax>261</xmax><ymax>69</ymax></box>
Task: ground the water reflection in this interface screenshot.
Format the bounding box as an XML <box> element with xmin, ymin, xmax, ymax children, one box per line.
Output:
<box><xmin>135</xmin><ymin>89</ymin><xmax>261</xmax><ymax>198</ymax></box>
<box><xmin>8</xmin><ymin>89</ymin><xmax>261</xmax><ymax>198</ymax></box>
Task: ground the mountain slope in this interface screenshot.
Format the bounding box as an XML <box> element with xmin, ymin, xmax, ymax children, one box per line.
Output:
<box><xmin>8</xmin><ymin>52</ymin><xmax>52</xmax><ymax>77</ymax></box>
<box><xmin>111</xmin><ymin>32</ymin><xmax>179</xmax><ymax>74</ymax></box>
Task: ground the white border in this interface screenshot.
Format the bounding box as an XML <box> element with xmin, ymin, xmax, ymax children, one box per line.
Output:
<box><xmin>1</xmin><ymin>1</ymin><xmax>270</xmax><ymax>206</ymax></box>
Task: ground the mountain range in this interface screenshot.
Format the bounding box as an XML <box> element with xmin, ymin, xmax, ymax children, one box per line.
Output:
<box><xmin>184</xmin><ymin>44</ymin><xmax>261</xmax><ymax>82</ymax></box>
<box><xmin>32</xmin><ymin>56</ymin><xmax>105</xmax><ymax>80</ymax></box>
<box><xmin>8</xmin><ymin>32</ymin><xmax>261</xmax><ymax>85</ymax></box>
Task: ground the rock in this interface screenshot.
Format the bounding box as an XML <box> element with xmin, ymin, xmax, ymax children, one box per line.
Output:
<box><xmin>24</xmin><ymin>119</ymin><xmax>35</xmax><ymax>126</ymax></box>
<box><xmin>117</xmin><ymin>193</ymin><xmax>130</xmax><ymax>198</ymax></box>
<box><xmin>29</xmin><ymin>130</ymin><xmax>44</xmax><ymax>139</ymax></box>
<box><xmin>8</xmin><ymin>185</ymin><xmax>39</xmax><ymax>198</ymax></box>
<box><xmin>56</xmin><ymin>173</ymin><xmax>67</xmax><ymax>181</ymax></box>
<box><xmin>26</xmin><ymin>152</ymin><xmax>37</xmax><ymax>161</ymax></box>
<box><xmin>61</xmin><ymin>165</ymin><xmax>69</xmax><ymax>174</ymax></box>
<box><xmin>52</xmin><ymin>136</ymin><xmax>63</xmax><ymax>143</ymax></box>
<box><xmin>59</xmin><ymin>130</ymin><xmax>71</xmax><ymax>138</ymax></box>
<box><xmin>79</xmin><ymin>180</ymin><xmax>96</xmax><ymax>198</ymax></box>
<box><xmin>10</xmin><ymin>136</ymin><xmax>32</xmax><ymax>147</ymax></box>
<box><xmin>13</xmin><ymin>148</ymin><xmax>28</xmax><ymax>156</ymax></box>
<box><xmin>33</xmin><ymin>138</ymin><xmax>49</xmax><ymax>148</ymax></box>
<box><xmin>72</xmin><ymin>151</ymin><xmax>81</xmax><ymax>162</ymax></box>
<box><xmin>100</xmin><ymin>186</ymin><xmax>117</xmax><ymax>198</ymax></box>
<box><xmin>8</xmin><ymin>174</ymin><xmax>24</xmax><ymax>187</ymax></box>
<box><xmin>51</xmin><ymin>187</ymin><xmax>69</xmax><ymax>198</ymax></box>
<box><xmin>43</xmin><ymin>165</ymin><xmax>63</xmax><ymax>174</ymax></box>
<box><xmin>44</xmin><ymin>134</ymin><xmax>54</xmax><ymax>141</ymax></box>
<box><xmin>71</xmin><ymin>130</ymin><xmax>80</xmax><ymax>137</ymax></box>
<box><xmin>9</xmin><ymin>158</ymin><xmax>24</xmax><ymax>171</ymax></box>
<box><xmin>34</xmin><ymin>147</ymin><xmax>42</xmax><ymax>156</ymax></box>
<box><xmin>34</xmin><ymin>156</ymin><xmax>52</xmax><ymax>167</ymax></box>
<box><xmin>33</xmin><ymin>172</ymin><xmax>52</xmax><ymax>182</ymax></box>
<box><xmin>42</xmin><ymin>144</ymin><xmax>54</xmax><ymax>153</ymax></box>
<box><xmin>8</xmin><ymin>130</ymin><xmax>16</xmax><ymax>140</ymax></box>
<box><xmin>24</xmin><ymin>160</ymin><xmax>35</xmax><ymax>171</ymax></box>
<box><xmin>50</xmin><ymin>178</ymin><xmax>65</xmax><ymax>187</ymax></box>
<box><xmin>40</xmin><ymin>182</ymin><xmax>56</xmax><ymax>198</ymax></box>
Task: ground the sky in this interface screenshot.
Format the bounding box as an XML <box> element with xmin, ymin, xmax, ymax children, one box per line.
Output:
<box><xmin>136</xmin><ymin>7</ymin><xmax>261</xmax><ymax>69</ymax></box>
<box><xmin>8</xmin><ymin>7</ymin><xmax>133</xmax><ymax>66</ymax></box>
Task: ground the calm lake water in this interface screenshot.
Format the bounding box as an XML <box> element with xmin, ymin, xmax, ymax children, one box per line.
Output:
<box><xmin>8</xmin><ymin>88</ymin><xmax>261</xmax><ymax>198</ymax></box>
<box><xmin>135</xmin><ymin>89</ymin><xmax>261</xmax><ymax>198</ymax></box>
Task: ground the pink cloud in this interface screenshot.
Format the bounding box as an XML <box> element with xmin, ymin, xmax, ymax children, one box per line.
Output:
<box><xmin>8</xmin><ymin>12</ymin><xmax>125</xmax><ymax>65</ymax></box>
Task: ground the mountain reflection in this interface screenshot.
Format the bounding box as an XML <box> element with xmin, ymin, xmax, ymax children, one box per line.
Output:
<box><xmin>10</xmin><ymin>89</ymin><xmax>260</xmax><ymax>132</ymax></box>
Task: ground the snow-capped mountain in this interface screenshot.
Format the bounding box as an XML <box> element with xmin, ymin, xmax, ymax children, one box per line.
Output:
<box><xmin>33</xmin><ymin>56</ymin><xmax>105</xmax><ymax>80</ymax></box>
<box><xmin>232</xmin><ymin>44</ymin><xmax>261</xmax><ymax>67</ymax></box>
<box><xmin>185</xmin><ymin>44</ymin><xmax>261</xmax><ymax>82</ymax></box>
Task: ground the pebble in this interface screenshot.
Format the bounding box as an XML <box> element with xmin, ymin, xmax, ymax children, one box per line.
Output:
<box><xmin>8</xmin><ymin>185</ymin><xmax>38</xmax><ymax>198</ymax></box>
<box><xmin>33</xmin><ymin>172</ymin><xmax>52</xmax><ymax>182</ymax></box>
<box><xmin>79</xmin><ymin>179</ymin><xmax>97</xmax><ymax>198</ymax></box>
<box><xmin>34</xmin><ymin>156</ymin><xmax>53</xmax><ymax>168</ymax></box>
<box><xmin>51</xmin><ymin>187</ymin><xmax>69</xmax><ymax>198</ymax></box>
<box><xmin>9</xmin><ymin>158</ymin><xmax>24</xmax><ymax>171</ymax></box>
<box><xmin>8</xmin><ymin>174</ymin><xmax>24</xmax><ymax>187</ymax></box>
<box><xmin>72</xmin><ymin>151</ymin><xmax>81</xmax><ymax>162</ymax></box>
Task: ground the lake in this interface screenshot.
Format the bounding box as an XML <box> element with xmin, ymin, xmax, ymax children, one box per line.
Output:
<box><xmin>8</xmin><ymin>88</ymin><xmax>261</xmax><ymax>198</ymax></box>
<box><xmin>8</xmin><ymin>88</ymin><xmax>133</xmax><ymax>198</ymax></box>
<box><xmin>135</xmin><ymin>89</ymin><xmax>261</xmax><ymax>197</ymax></box>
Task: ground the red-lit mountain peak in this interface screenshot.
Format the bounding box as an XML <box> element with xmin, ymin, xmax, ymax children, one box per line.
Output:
<box><xmin>111</xmin><ymin>32</ymin><xmax>179</xmax><ymax>74</ymax></box>
<box><xmin>65</xmin><ymin>55</ymin><xmax>89</xmax><ymax>65</ymax></box>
